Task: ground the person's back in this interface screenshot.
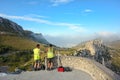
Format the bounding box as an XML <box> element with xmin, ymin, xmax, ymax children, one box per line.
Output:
<box><xmin>33</xmin><ymin>44</ymin><xmax>41</xmax><ymax>71</ymax></box>
<box><xmin>33</xmin><ymin>48</ymin><xmax>40</xmax><ymax>61</ymax></box>
<box><xmin>47</xmin><ymin>44</ymin><xmax>54</xmax><ymax>70</ymax></box>
<box><xmin>47</xmin><ymin>47</ymin><xmax>54</xmax><ymax>59</ymax></box>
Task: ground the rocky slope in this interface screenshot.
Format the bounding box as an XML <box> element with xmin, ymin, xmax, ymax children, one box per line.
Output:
<box><xmin>74</xmin><ymin>39</ymin><xmax>109</xmax><ymax>56</ymax></box>
<box><xmin>74</xmin><ymin>39</ymin><xmax>111</xmax><ymax>65</ymax></box>
<box><xmin>0</xmin><ymin>17</ymin><xmax>24</xmax><ymax>36</ymax></box>
<box><xmin>74</xmin><ymin>39</ymin><xmax>120</xmax><ymax>74</ymax></box>
<box><xmin>24</xmin><ymin>30</ymin><xmax>49</xmax><ymax>44</ymax></box>
<box><xmin>0</xmin><ymin>17</ymin><xmax>49</xmax><ymax>44</ymax></box>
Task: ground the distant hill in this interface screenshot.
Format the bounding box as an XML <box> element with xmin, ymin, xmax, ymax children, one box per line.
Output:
<box><xmin>106</xmin><ymin>40</ymin><xmax>120</xmax><ymax>49</ymax></box>
<box><xmin>24</xmin><ymin>30</ymin><xmax>49</xmax><ymax>44</ymax></box>
<box><xmin>0</xmin><ymin>17</ymin><xmax>49</xmax><ymax>45</ymax></box>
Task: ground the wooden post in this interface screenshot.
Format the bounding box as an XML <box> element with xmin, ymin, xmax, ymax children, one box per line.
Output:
<box><xmin>57</xmin><ymin>51</ymin><xmax>60</xmax><ymax>67</ymax></box>
<box><xmin>45</xmin><ymin>57</ymin><xmax>47</xmax><ymax>70</ymax></box>
<box><xmin>102</xmin><ymin>57</ymin><xmax>105</xmax><ymax>66</ymax></box>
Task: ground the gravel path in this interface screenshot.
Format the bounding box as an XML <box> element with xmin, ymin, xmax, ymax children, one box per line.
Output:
<box><xmin>0</xmin><ymin>69</ymin><xmax>93</xmax><ymax>80</ymax></box>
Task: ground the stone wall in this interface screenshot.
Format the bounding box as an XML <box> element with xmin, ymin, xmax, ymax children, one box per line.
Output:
<box><xmin>60</xmin><ymin>56</ymin><xmax>120</xmax><ymax>80</ymax></box>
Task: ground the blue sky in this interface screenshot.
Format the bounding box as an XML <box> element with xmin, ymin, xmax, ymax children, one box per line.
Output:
<box><xmin>0</xmin><ymin>0</ymin><xmax>120</xmax><ymax>47</ymax></box>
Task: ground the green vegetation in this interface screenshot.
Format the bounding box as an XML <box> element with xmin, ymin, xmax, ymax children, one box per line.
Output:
<box><xmin>0</xmin><ymin>35</ymin><xmax>37</xmax><ymax>50</ymax></box>
<box><xmin>0</xmin><ymin>51</ymin><xmax>33</xmax><ymax>71</ymax></box>
<box><xmin>0</xmin><ymin>17</ymin><xmax>75</xmax><ymax>72</ymax></box>
<box><xmin>110</xmin><ymin>49</ymin><xmax>120</xmax><ymax>73</ymax></box>
<box><xmin>59</xmin><ymin>48</ymin><xmax>75</xmax><ymax>56</ymax></box>
<box><xmin>0</xmin><ymin>35</ymin><xmax>75</xmax><ymax>72</ymax></box>
<box><xmin>0</xmin><ymin>35</ymin><xmax>46</xmax><ymax>71</ymax></box>
<box><xmin>0</xmin><ymin>45</ymin><xmax>15</xmax><ymax>54</ymax></box>
<box><xmin>111</xmin><ymin>57</ymin><xmax>120</xmax><ymax>73</ymax></box>
<box><xmin>2</xmin><ymin>34</ymin><xmax>120</xmax><ymax>74</ymax></box>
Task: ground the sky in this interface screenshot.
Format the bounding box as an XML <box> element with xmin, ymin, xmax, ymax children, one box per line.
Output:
<box><xmin>0</xmin><ymin>0</ymin><xmax>120</xmax><ymax>47</ymax></box>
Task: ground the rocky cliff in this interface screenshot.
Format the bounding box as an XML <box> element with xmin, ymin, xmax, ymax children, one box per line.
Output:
<box><xmin>0</xmin><ymin>17</ymin><xmax>24</xmax><ymax>36</ymax></box>
<box><xmin>75</xmin><ymin>39</ymin><xmax>104</xmax><ymax>55</ymax></box>
<box><xmin>0</xmin><ymin>17</ymin><xmax>49</xmax><ymax>44</ymax></box>
<box><xmin>74</xmin><ymin>39</ymin><xmax>111</xmax><ymax>64</ymax></box>
<box><xmin>73</xmin><ymin>39</ymin><xmax>120</xmax><ymax>75</ymax></box>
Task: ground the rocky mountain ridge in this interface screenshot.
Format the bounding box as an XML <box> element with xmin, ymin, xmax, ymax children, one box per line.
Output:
<box><xmin>74</xmin><ymin>39</ymin><xmax>110</xmax><ymax>64</ymax></box>
<box><xmin>74</xmin><ymin>39</ymin><xmax>105</xmax><ymax>55</ymax></box>
<box><xmin>0</xmin><ymin>17</ymin><xmax>49</xmax><ymax>44</ymax></box>
<box><xmin>74</xmin><ymin>39</ymin><xmax>120</xmax><ymax>74</ymax></box>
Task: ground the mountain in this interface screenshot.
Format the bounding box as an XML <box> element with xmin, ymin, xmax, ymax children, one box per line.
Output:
<box><xmin>0</xmin><ymin>17</ymin><xmax>24</xmax><ymax>36</ymax></box>
<box><xmin>0</xmin><ymin>17</ymin><xmax>50</xmax><ymax>71</ymax></box>
<box><xmin>24</xmin><ymin>30</ymin><xmax>49</xmax><ymax>44</ymax></box>
<box><xmin>0</xmin><ymin>17</ymin><xmax>49</xmax><ymax>44</ymax></box>
<box><xmin>73</xmin><ymin>39</ymin><xmax>111</xmax><ymax>66</ymax></box>
<box><xmin>73</xmin><ymin>39</ymin><xmax>109</xmax><ymax>57</ymax></box>
<box><xmin>73</xmin><ymin>39</ymin><xmax>120</xmax><ymax>74</ymax></box>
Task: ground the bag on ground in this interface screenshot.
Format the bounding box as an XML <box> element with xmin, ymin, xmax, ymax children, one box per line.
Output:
<box><xmin>57</xmin><ymin>66</ymin><xmax>64</xmax><ymax>72</ymax></box>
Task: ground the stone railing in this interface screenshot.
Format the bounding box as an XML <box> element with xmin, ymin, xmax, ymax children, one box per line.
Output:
<box><xmin>59</xmin><ymin>56</ymin><xmax>120</xmax><ymax>80</ymax></box>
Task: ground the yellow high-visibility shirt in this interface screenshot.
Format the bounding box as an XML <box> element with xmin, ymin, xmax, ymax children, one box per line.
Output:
<box><xmin>47</xmin><ymin>47</ymin><xmax>54</xmax><ymax>58</ymax></box>
<box><xmin>33</xmin><ymin>48</ymin><xmax>40</xmax><ymax>60</ymax></box>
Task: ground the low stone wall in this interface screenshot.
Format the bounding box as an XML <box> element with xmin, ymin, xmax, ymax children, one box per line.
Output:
<box><xmin>60</xmin><ymin>56</ymin><xmax>120</xmax><ymax>80</ymax></box>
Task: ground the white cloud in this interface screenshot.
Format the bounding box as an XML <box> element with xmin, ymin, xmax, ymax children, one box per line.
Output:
<box><xmin>94</xmin><ymin>31</ymin><xmax>120</xmax><ymax>42</ymax></box>
<box><xmin>81</xmin><ymin>9</ymin><xmax>93</xmax><ymax>16</ymax></box>
<box><xmin>97</xmin><ymin>31</ymin><xmax>116</xmax><ymax>37</ymax></box>
<box><xmin>0</xmin><ymin>13</ymin><xmax>54</xmax><ymax>24</ymax></box>
<box><xmin>23</xmin><ymin>14</ymin><xmax>48</xmax><ymax>18</ymax></box>
<box><xmin>51</xmin><ymin>0</ymin><xmax>74</xmax><ymax>6</ymax></box>
<box><xmin>84</xmin><ymin>9</ymin><xmax>93</xmax><ymax>13</ymax></box>
<box><xmin>69</xmin><ymin>25</ymin><xmax>87</xmax><ymax>32</ymax></box>
<box><xmin>0</xmin><ymin>13</ymin><xmax>86</xmax><ymax>33</ymax></box>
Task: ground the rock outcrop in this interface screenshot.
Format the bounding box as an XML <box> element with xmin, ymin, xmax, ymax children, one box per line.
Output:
<box><xmin>74</xmin><ymin>39</ymin><xmax>111</xmax><ymax>65</ymax></box>
<box><xmin>76</xmin><ymin>39</ymin><xmax>103</xmax><ymax>56</ymax></box>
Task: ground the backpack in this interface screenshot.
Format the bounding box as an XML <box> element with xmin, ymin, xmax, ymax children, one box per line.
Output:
<box><xmin>41</xmin><ymin>64</ymin><xmax>45</xmax><ymax>70</ymax></box>
<box><xmin>64</xmin><ymin>67</ymin><xmax>72</xmax><ymax>72</ymax></box>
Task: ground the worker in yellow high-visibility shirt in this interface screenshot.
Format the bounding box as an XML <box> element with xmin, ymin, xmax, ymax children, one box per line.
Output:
<box><xmin>46</xmin><ymin>44</ymin><xmax>55</xmax><ymax>70</ymax></box>
<box><xmin>33</xmin><ymin>44</ymin><xmax>41</xmax><ymax>71</ymax></box>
